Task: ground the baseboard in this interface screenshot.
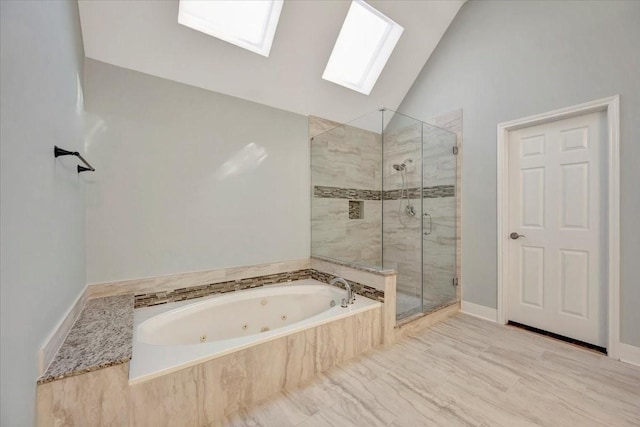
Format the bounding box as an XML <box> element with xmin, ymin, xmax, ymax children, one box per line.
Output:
<box><xmin>618</xmin><ymin>342</ymin><xmax>640</xmax><ymax>367</ymax></box>
<box><xmin>38</xmin><ymin>285</ymin><xmax>88</xmax><ymax>375</ymax></box>
<box><xmin>461</xmin><ymin>300</ymin><xmax>497</xmax><ymax>323</ymax></box>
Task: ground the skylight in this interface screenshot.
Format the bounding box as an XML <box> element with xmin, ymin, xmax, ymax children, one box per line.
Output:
<box><xmin>323</xmin><ymin>0</ymin><xmax>404</xmax><ymax>95</ymax></box>
<box><xmin>178</xmin><ymin>0</ymin><xmax>283</xmax><ymax>57</ymax></box>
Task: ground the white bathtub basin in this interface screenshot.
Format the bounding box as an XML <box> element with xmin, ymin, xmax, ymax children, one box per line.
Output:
<box><xmin>129</xmin><ymin>279</ymin><xmax>380</xmax><ymax>384</ymax></box>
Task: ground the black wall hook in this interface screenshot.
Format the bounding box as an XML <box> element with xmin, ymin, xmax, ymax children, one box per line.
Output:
<box><xmin>54</xmin><ymin>146</ymin><xmax>95</xmax><ymax>173</ymax></box>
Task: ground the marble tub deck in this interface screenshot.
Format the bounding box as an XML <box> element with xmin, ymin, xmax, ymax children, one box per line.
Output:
<box><xmin>222</xmin><ymin>314</ymin><xmax>640</xmax><ymax>427</ymax></box>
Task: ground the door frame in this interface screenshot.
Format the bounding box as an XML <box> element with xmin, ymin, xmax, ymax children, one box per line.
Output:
<box><xmin>496</xmin><ymin>95</ymin><xmax>620</xmax><ymax>358</ymax></box>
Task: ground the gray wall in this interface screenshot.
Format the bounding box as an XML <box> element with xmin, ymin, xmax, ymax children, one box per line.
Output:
<box><xmin>398</xmin><ymin>0</ymin><xmax>640</xmax><ymax>346</ymax></box>
<box><xmin>84</xmin><ymin>60</ymin><xmax>310</xmax><ymax>284</ymax></box>
<box><xmin>0</xmin><ymin>1</ymin><xmax>86</xmax><ymax>424</ymax></box>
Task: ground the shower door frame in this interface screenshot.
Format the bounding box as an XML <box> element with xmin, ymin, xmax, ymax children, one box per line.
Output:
<box><xmin>382</xmin><ymin>110</ymin><xmax>458</xmax><ymax>320</ymax></box>
<box><xmin>381</xmin><ymin>109</ymin><xmax>425</xmax><ymax>318</ymax></box>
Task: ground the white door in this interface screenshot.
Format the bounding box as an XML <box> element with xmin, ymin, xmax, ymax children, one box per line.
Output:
<box><xmin>507</xmin><ymin>111</ymin><xmax>607</xmax><ymax>347</ymax></box>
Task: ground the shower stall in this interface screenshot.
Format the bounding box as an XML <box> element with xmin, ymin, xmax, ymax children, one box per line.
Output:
<box><xmin>311</xmin><ymin>108</ymin><xmax>457</xmax><ymax>319</ymax></box>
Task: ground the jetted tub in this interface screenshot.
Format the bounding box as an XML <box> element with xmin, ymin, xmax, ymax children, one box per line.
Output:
<box><xmin>129</xmin><ymin>278</ymin><xmax>381</xmax><ymax>384</ymax></box>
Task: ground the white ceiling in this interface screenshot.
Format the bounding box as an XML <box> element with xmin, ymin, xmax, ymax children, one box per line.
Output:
<box><xmin>78</xmin><ymin>0</ymin><xmax>464</xmax><ymax>125</ymax></box>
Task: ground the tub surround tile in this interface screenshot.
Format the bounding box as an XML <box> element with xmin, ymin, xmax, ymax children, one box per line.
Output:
<box><xmin>134</xmin><ymin>268</ymin><xmax>385</xmax><ymax>308</ymax></box>
<box><xmin>38</xmin><ymin>294</ymin><xmax>134</xmax><ymax>384</ymax></box>
<box><xmin>37</xmin><ymin>363</ymin><xmax>130</xmax><ymax>427</ymax></box>
<box><xmin>309</xmin><ymin>270</ymin><xmax>384</xmax><ymax>303</ymax></box>
<box><xmin>128</xmin><ymin>362</ymin><xmax>201</xmax><ymax>426</ymax></box>
<box><xmin>355</xmin><ymin>307</ymin><xmax>383</xmax><ymax>355</ymax></box>
<box><xmin>249</xmin><ymin>338</ymin><xmax>289</xmax><ymax>404</ymax></box>
<box><xmin>382</xmin><ymin>275</ymin><xmax>397</xmax><ymax>344</ymax></box>
<box><xmin>315</xmin><ymin>315</ymin><xmax>356</xmax><ymax>372</ymax></box>
<box><xmin>129</xmin><ymin>306</ymin><xmax>383</xmax><ymax>426</ymax></box>
<box><xmin>309</xmin><ymin>257</ymin><xmax>391</xmax><ymax>291</ymax></box>
<box><xmin>134</xmin><ymin>269</ymin><xmax>313</xmax><ymax>308</ymax></box>
<box><xmin>87</xmin><ymin>258</ymin><xmax>311</xmax><ymax>299</ymax></box>
<box><xmin>284</xmin><ymin>328</ymin><xmax>318</xmax><ymax>389</ymax></box>
<box><xmin>310</xmin><ymin>256</ymin><xmax>396</xmax><ymax>344</ymax></box>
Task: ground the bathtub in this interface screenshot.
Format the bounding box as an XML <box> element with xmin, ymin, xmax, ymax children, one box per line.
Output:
<box><xmin>129</xmin><ymin>278</ymin><xmax>381</xmax><ymax>384</ymax></box>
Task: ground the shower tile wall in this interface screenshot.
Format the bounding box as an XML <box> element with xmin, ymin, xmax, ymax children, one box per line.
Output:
<box><xmin>310</xmin><ymin>116</ymin><xmax>382</xmax><ymax>267</ymax></box>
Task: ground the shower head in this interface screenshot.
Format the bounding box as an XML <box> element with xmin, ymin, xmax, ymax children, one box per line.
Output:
<box><xmin>393</xmin><ymin>159</ymin><xmax>412</xmax><ymax>171</ymax></box>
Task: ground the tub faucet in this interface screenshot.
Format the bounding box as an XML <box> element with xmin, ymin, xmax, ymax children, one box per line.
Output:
<box><xmin>330</xmin><ymin>277</ymin><xmax>355</xmax><ymax>307</ymax></box>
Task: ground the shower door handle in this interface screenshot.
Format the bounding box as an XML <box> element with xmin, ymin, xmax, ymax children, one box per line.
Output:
<box><xmin>423</xmin><ymin>213</ymin><xmax>432</xmax><ymax>235</ymax></box>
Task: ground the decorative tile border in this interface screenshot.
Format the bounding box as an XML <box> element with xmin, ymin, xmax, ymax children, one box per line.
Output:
<box><xmin>423</xmin><ymin>185</ymin><xmax>455</xmax><ymax>198</ymax></box>
<box><xmin>310</xmin><ymin>270</ymin><xmax>384</xmax><ymax>303</ymax></box>
<box><xmin>313</xmin><ymin>185</ymin><xmax>455</xmax><ymax>201</ymax></box>
<box><xmin>134</xmin><ymin>269</ymin><xmax>384</xmax><ymax>308</ymax></box>
<box><xmin>385</xmin><ymin>185</ymin><xmax>455</xmax><ymax>199</ymax></box>
<box><xmin>314</xmin><ymin>186</ymin><xmax>381</xmax><ymax>200</ymax></box>
<box><xmin>87</xmin><ymin>259</ymin><xmax>310</xmax><ymax>299</ymax></box>
<box><xmin>383</xmin><ymin>188</ymin><xmax>422</xmax><ymax>199</ymax></box>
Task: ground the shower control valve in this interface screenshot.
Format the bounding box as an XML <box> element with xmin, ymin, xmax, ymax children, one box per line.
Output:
<box><xmin>405</xmin><ymin>205</ymin><xmax>416</xmax><ymax>217</ymax></box>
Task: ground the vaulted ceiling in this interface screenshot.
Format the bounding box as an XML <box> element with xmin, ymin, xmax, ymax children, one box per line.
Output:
<box><xmin>78</xmin><ymin>0</ymin><xmax>464</xmax><ymax>124</ymax></box>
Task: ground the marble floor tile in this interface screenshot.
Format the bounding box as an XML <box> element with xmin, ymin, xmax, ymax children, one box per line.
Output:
<box><xmin>223</xmin><ymin>314</ymin><xmax>640</xmax><ymax>427</ymax></box>
<box><xmin>223</xmin><ymin>403</ymin><xmax>299</xmax><ymax>427</ymax></box>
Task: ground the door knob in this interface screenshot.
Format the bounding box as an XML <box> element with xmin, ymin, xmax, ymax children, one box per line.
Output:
<box><xmin>510</xmin><ymin>232</ymin><xmax>525</xmax><ymax>240</ymax></box>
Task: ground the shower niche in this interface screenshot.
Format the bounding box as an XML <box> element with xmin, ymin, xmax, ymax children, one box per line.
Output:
<box><xmin>310</xmin><ymin>109</ymin><xmax>458</xmax><ymax>320</ymax></box>
<box><xmin>348</xmin><ymin>201</ymin><xmax>364</xmax><ymax>220</ymax></box>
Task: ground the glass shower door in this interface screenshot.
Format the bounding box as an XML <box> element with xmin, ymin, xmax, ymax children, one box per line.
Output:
<box><xmin>422</xmin><ymin>124</ymin><xmax>457</xmax><ymax>312</ymax></box>
<box><xmin>382</xmin><ymin>111</ymin><xmax>424</xmax><ymax>319</ymax></box>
